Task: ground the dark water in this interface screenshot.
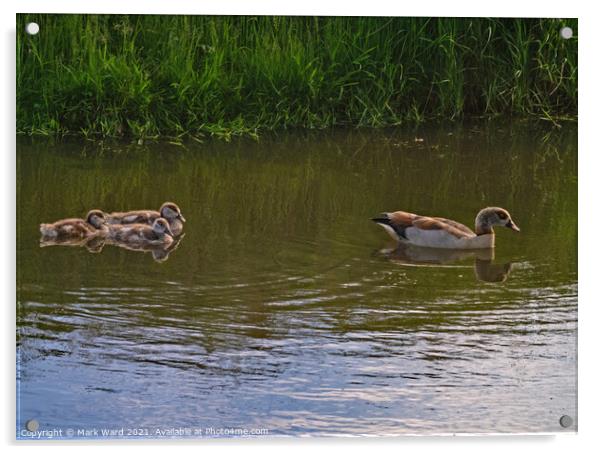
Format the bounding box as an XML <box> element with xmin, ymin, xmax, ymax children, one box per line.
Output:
<box><xmin>16</xmin><ymin>122</ymin><xmax>577</xmax><ymax>437</ymax></box>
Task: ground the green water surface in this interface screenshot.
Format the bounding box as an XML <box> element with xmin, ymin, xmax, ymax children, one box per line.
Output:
<box><xmin>16</xmin><ymin>122</ymin><xmax>577</xmax><ymax>437</ymax></box>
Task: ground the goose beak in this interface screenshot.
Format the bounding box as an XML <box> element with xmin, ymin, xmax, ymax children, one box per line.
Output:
<box><xmin>506</xmin><ymin>220</ymin><xmax>520</xmax><ymax>232</ymax></box>
<box><xmin>178</xmin><ymin>213</ymin><xmax>186</xmax><ymax>222</ymax></box>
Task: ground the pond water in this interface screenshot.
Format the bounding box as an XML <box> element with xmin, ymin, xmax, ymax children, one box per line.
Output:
<box><xmin>16</xmin><ymin>122</ymin><xmax>577</xmax><ymax>437</ymax></box>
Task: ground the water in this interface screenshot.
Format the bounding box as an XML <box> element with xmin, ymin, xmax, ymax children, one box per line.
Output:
<box><xmin>16</xmin><ymin>122</ymin><xmax>577</xmax><ymax>437</ymax></box>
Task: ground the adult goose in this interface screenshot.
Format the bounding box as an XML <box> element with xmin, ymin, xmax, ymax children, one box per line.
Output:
<box><xmin>372</xmin><ymin>207</ymin><xmax>519</xmax><ymax>249</ymax></box>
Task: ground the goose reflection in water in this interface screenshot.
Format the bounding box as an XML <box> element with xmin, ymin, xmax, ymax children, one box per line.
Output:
<box><xmin>39</xmin><ymin>234</ymin><xmax>107</xmax><ymax>254</ymax></box>
<box><xmin>39</xmin><ymin>233</ymin><xmax>185</xmax><ymax>263</ymax></box>
<box><xmin>378</xmin><ymin>243</ymin><xmax>513</xmax><ymax>283</ymax></box>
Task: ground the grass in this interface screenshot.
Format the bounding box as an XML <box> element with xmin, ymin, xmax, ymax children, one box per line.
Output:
<box><xmin>17</xmin><ymin>15</ymin><xmax>577</xmax><ymax>141</ymax></box>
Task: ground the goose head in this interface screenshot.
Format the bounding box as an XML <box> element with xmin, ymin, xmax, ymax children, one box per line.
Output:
<box><xmin>160</xmin><ymin>202</ymin><xmax>186</xmax><ymax>223</ymax></box>
<box><xmin>475</xmin><ymin>207</ymin><xmax>520</xmax><ymax>235</ymax></box>
<box><xmin>152</xmin><ymin>218</ymin><xmax>174</xmax><ymax>237</ymax></box>
<box><xmin>86</xmin><ymin>210</ymin><xmax>107</xmax><ymax>229</ymax></box>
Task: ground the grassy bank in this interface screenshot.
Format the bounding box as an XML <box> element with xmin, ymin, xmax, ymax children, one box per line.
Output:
<box><xmin>17</xmin><ymin>15</ymin><xmax>577</xmax><ymax>140</ymax></box>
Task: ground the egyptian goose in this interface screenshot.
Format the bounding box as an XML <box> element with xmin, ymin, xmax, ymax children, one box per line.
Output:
<box><xmin>372</xmin><ymin>207</ymin><xmax>519</xmax><ymax>249</ymax></box>
<box><xmin>39</xmin><ymin>210</ymin><xmax>107</xmax><ymax>239</ymax></box>
<box><xmin>106</xmin><ymin>202</ymin><xmax>186</xmax><ymax>236</ymax></box>
<box><xmin>107</xmin><ymin>218</ymin><xmax>174</xmax><ymax>246</ymax></box>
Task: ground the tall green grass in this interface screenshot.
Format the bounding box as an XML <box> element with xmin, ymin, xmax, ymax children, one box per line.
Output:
<box><xmin>17</xmin><ymin>15</ymin><xmax>577</xmax><ymax>140</ymax></box>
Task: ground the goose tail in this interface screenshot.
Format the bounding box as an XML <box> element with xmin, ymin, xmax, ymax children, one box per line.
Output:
<box><xmin>39</xmin><ymin>224</ymin><xmax>57</xmax><ymax>238</ymax></box>
<box><xmin>371</xmin><ymin>213</ymin><xmax>392</xmax><ymax>226</ymax></box>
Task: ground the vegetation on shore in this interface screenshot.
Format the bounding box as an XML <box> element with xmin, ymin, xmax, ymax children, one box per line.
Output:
<box><xmin>17</xmin><ymin>15</ymin><xmax>577</xmax><ymax>141</ymax></box>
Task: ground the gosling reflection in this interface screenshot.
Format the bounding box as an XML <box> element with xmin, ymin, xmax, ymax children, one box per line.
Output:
<box><xmin>40</xmin><ymin>232</ymin><xmax>185</xmax><ymax>263</ymax></box>
<box><xmin>107</xmin><ymin>233</ymin><xmax>185</xmax><ymax>263</ymax></box>
<box><xmin>39</xmin><ymin>235</ymin><xmax>107</xmax><ymax>254</ymax></box>
<box><xmin>379</xmin><ymin>243</ymin><xmax>513</xmax><ymax>283</ymax></box>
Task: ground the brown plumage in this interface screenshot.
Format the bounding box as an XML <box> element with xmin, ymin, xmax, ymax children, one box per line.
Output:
<box><xmin>106</xmin><ymin>202</ymin><xmax>185</xmax><ymax>236</ymax></box>
<box><xmin>432</xmin><ymin>217</ymin><xmax>476</xmax><ymax>236</ymax></box>
<box><xmin>40</xmin><ymin>210</ymin><xmax>107</xmax><ymax>240</ymax></box>
<box><xmin>108</xmin><ymin>218</ymin><xmax>174</xmax><ymax>246</ymax></box>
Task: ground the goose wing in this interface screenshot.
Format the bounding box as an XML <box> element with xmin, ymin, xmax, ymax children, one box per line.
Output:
<box><xmin>411</xmin><ymin>216</ymin><xmax>474</xmax><ymax>239</ymax></box>
<box><xmin>107</xmin><ymin>210</ymin><xmax>160</xmax><ymax>225</ymax></box>
<box><xmin>432</xmin><ymin>217</ymin><xmax>475</xmax><ymax>236</ymax></box>
<box><xmin>373</xmin><ymin>211</ymin><xmax>474</xmax><ymax>240</ymax></box>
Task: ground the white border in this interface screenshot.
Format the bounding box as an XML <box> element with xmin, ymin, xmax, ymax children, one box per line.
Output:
<box><xmin>10</xmin><ymin>1</ymin><xmax>581</xmax><ymax>17</ymax></box>
<box><xmin>3</xmin><ymin>1</ymin><xmax>597</xmax><ymax>453</ymax></box>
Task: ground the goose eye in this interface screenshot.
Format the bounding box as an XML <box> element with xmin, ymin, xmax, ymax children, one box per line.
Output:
<box><xmin>497</xmin><ymin>211</ymin><xmax>507</xmax><ymax>220</ymax></box>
